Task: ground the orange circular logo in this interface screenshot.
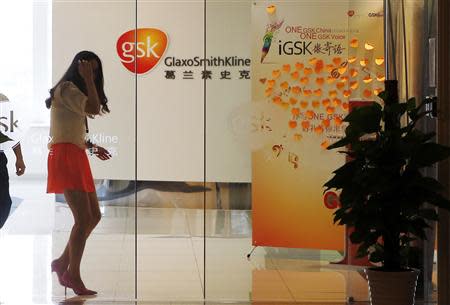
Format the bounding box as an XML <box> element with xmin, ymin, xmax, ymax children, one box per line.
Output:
<box><xmin>117</xmin><ymin>28</ymin><xmax>168</xmax><ymax>74</ymax></box>
<box><xmin>324</xmin><ymin>191</ymin><xmax>340</xmax><ymax>209</ymax></box>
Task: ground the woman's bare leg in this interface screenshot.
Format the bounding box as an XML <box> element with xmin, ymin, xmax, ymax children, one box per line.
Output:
<box><xmin>54</xmin><ymin>192</ymin><xmax>100</xmax><ymax>270</ymax></box>
<box><xmin>63</xmin><ymin>190</ymin><xmax>92</xmax><ymax>282</ymax></box>
<box><xmin>87</xmin><ymin>191</ymin><xmax>102</xmax><ymax>232</ymax></box>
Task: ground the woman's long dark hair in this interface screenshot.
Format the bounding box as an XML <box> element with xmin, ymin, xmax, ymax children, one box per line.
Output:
<box><xmin>45</xmin><ymin>50</ymin><xmax>110</xmax><ymax>114</ymax></box>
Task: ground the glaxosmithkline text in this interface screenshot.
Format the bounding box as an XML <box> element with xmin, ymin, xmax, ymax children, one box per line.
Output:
<box><xmin>164</xmin><ymin>56</ymin><xmax>251</xmax><ymax>67</ymax></box>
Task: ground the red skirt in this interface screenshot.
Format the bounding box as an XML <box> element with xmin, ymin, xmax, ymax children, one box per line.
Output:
<box><xmin>47</xmin><ymin>143</ymin><xmax>95</xmax><ymax>194</ymax></box>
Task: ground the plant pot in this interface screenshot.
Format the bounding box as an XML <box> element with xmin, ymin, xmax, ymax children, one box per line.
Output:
<box><xmin>365</xmin><ymin>268</ymin><xmax>420</xmax><ymax>305</ymax></box>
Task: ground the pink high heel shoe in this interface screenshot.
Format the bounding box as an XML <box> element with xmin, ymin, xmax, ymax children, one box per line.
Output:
<box><xmin>61</xmin><ymin>271</ymin><xmax>97</xmax><ymax>296</ymax></box>
<box><xmin>51</xmin><ymin>260</ymin><xmax>67</xmax><ymax>286</ymax></box>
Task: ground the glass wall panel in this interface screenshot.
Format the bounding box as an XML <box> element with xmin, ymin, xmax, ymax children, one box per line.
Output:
<box><xmin>52</xmin><ymin>1</ymin><xmax>137</xmax><ymax>300</ymax></box>
<box><xmin>0</xmin><ymin>1</ymin><xmax>52</xmax><ymax>303</ymax></box>
<box><xmin>0</xmin><ymin>0</ymin><xmax>137</xmax><ymax>302</ymax></box>
<box><xmin>204</xmin><ymin>0</ymin><xmax>253</xmax><ymax>301</ymax></box>
<box><xmin>204</xmin><ymin>0</ymin><xmax>375</xmax><ymax>302</ymax></box>
<box><xmin>136</xmin><ymin>0</ymin><xmax>205</xmax><ymax>301</ymax></box>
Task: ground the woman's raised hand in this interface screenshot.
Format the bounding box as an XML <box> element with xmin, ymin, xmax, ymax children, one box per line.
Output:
<box><xmin>78</xmin><ymin>60</ymin><xmax>94</xmax><ymax>83</ymax></box>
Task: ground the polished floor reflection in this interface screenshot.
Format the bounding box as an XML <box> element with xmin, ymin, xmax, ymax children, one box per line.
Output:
<box><xmin>0</xmin><ymin>178</ymin><xmax>426</xmax><ymax>304</ymax></box>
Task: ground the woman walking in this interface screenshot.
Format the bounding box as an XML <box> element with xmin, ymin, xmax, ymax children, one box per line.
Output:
<box><xmin>46</xmin><ymin>51</ymin><xmax>111</xmax><ymax>295</ymax></box>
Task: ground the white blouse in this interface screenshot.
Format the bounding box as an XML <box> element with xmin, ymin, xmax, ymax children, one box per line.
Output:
<box><xmin>48</xmin><ymin>81</ymin><xmax>88</xmax><ymax>149</ymax></box>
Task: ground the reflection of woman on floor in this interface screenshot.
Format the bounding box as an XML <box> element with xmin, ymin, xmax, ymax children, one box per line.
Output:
<box><xmin>46</xmin><ymin>51</ymin><xmax>111</xmax><ymax>296</ymax></box>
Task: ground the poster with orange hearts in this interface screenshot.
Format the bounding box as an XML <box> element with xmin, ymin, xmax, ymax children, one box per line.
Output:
<box><xmin>251</xmin><ymin>1</ymin><xmax>385</xmax><ymax>250</ymax></box>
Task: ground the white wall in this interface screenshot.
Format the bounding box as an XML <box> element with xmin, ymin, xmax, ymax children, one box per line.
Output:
<box><xmin>52</xmin><ymin>0</ymin><xmax>252</xmax><ymax>182</ymax></box>
<box><xmin>1</xmin><ymin>0</ymin><xmax>51</xmax><ymax>178</ymax></box>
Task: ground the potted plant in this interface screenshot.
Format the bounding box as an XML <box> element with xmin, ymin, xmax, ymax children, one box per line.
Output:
<box><xmin>324</xmin><ymin>80</ymin><xmax>450</xmax><ymax>305</ymax></box>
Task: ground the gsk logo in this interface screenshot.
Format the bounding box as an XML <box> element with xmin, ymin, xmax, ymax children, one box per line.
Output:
<box><xmin>116</xmin><ymin>28</ymin><xmax>168</xmax><ymax>74</ymax></box>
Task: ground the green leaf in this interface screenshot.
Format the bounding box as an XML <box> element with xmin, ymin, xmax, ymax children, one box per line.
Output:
<box><xmin>333</xmin><ymin>208</ymin><xmax>348</xmax><ymax>224</ymax></box>
<box><xmin>408</xmin><ymin>99</ymin><xmax>428</xmax><ymax>120</ymax></box>
<box><xmin>411</xmin><ymin>110</ymin><xmax>433</xmax><ymax>122</ymax></box>
<box><xmin>378</xmin><ymin>91</ymin><xmax>387</xmax><ymax>102</ymax></box>
<box><xmin>338</xmin><ymin>188</ymin><xmax>360</xmax><ymax>208</ymax></box>
<box><xmin>336</xmin><ymin>210</ymin><xmax>355</xmax><ymax>226</ymax></box>
<box><xmin>409</xmin><ymin>218</ymin><xmax>431</xmax><ymax>239</ymax></box>
<box><xmin>350</xmin><ymin>230</ymin><xmax>366</xmax><ymax>244</ymax></box>
<box><xmin>406</xmin><ymin>97</ymin><xmax>416</xmax><ymax>112</ymax></box>
<box><xmin>422</xmin><ymin>132</ymin><xmax>437</xmax><ymax>142</ymax></box>
<box><xmin>410</xmin><ymin>143</ymin><xmax>450</xmax><ymax>168</ymax></box>
<box><xmin>417</xmin><ymin>209</ymin><xmax>439</xmax><ymax>221</ymax></box>
<box><xmin>400</xmin><ymin>235</ymin><xmax>417</xmax><ymax>245</ymax></box>
<box><xmin>385</xmin><ymin>102</ymin><xmax>408</xmax><ymax>117</ymax></box>
<box><xmin>356</xmin><ymin>243</ymin><xmax>370</xmax><ymax>258</ymax></box>
<box><xmin>427</xmin><ymin>192</ymin><xmax>450</xmax><ymax>210</ymax></box>
<box><xmin>345</xmin><ymin>124</ymin><xmax>363</xmax><ymax>139</ymax></box>
<box><xmin>344</xmin><ymin>102</ymin><xmax>382</xmax><ymax>134</ymax></box>
<box><xmin>369</xmin><ymin>246</ymin><xmax>384</xmax><ymax>263</ymax></box>
<box><xmin>324</xmin><ymin>161</ymin><xmax>359</xmax><ymax>189</ymax></box>
<box><xmin>404</xmin><ymin>131</ymin><xmax>437</xmax><ymax>144</ymax></box>
<box><xmin>412</xmin><ymin>176</ymin><xmax>445</xmax><ymax>193</ymax></box>
<box><xmin>327</xmin><ymin>137</ymin><xmax>350</xmax><ymax>150</ymax></box>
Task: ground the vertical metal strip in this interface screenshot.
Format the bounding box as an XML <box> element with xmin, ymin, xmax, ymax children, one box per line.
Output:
<box><xmin>388</xmin><ymin>0</ymin><xmax>397</xmax><ymax>80</ymax></box>
<box><xmin>134</xmin><ymin>0</ymin><xmax>138</xmax><ymax>300</ymax></box>
<box><xmin>384</xmin><ymin>0</ymin><xmax>390</xmax><ymax>79</ymax></box>
<box><xmin>401</xmin><ymin>0</ymin><xmax>409</xmax><ymax>100</ymax></box>
<box><xmin>203</xmin><ymin>0</ymin><xmax>207</xmax><ymax>300</ymax></box>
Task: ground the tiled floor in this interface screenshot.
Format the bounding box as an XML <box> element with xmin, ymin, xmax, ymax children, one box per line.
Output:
<box><xmin>0</xmin><ymin>178</ymin><xmax>435</xmax><ymax>304</ymax></box>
